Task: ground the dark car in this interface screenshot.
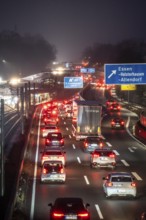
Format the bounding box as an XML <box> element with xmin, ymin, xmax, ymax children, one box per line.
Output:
<box><xmin>106</xmin><ymin>99</ymin><xmax>117</xmax><ymax>107</ymax></box>
<box><xmin>83</xmin><ymin>136</ymin><xmax>106</xmax><ymax>152</ymax></box>
<box><xmin>48</xmin><ymin>197</ymin><xmax>90</xmax><ymax>220</ymax></box>
<box><xmin>108</xmin><ymin>103</ymin><xmax>121</xmax><ymax>111</ymax></box>
<box><xmin>111</xmin><ymin>117</ymin><xmax>125</xmax><ymax>129</ymax></box>
<box><xmin>45</xmin><ymin>132</ymin><xmax>64</xmax><ymax>148</ymax></box>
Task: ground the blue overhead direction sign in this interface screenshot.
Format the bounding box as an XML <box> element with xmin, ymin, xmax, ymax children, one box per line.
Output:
<box><xmin>80</xmin><ymin>68</ymin><xmax>95</xmax><ymax>74</ymax></box>
<box><xmin>64</xmin><ymin>77</ymin><xmax>83</xmax><ymax>88</ymax></box>
<box><xmin>104</xmin><ymin>63</ymin><xmax>146</xmax><ymax>85</ymax></box>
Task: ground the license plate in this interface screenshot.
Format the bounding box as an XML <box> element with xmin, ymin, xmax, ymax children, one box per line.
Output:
<box><xmin>100</xmin><ymin>157</ymin><xmax>108</xmax><ymax>160</ymax></box>
<box><xmin>50</xmin><ymin>175</ymin><xmax>58</xmax><ymax>178</ymax></box>
<box><xmin>50</xmin><ymin>157</ymin><xmax>57</xmax><ymax>159</ymax></box>
<box><xmin>118</xmin><ymin>189</ymin><xmax>125</xmax><ymax>193</ymax></box>
<box><xmin>115</xmin><ymin>124</ymin><xmax>120</xmax><ymax>127</ymax></box>
<box><xmin>91</xmin><ymin>144</ymin><xmax>97</xmax><ymax>147</ymax></box>
<box><xmin>65</xmin><ymin>215</ymin><xmax>77</xmax><ymax>220</ymax></box>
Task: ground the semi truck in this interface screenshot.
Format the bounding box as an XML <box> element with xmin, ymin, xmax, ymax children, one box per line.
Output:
<box><xmin>72</xmin><ymin>100</ymin><xmax>102</xmax><ymax>141</ymax></box>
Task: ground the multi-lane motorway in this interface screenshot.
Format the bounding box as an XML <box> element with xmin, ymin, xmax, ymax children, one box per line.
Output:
<box><xmin>18</xmin><ymin>88</ymin><xmax>146</xmax><ymax>220</ymax></box>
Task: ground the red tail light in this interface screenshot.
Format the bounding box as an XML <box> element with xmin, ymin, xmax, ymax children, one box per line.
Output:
<box><xmin>84</xmin><ymin>142</ymin><xmax>88</xmax><ymax>147</ymax></box>
<box><xmin>60</xmin><ymin>139</ymin><xmax>64</xmax><ymax>144</ymax></box>
<box><xmin>131</xmin><ymin>182</ymin><xmax>136</xmax><ymax>187</ymax></box>
<box><xmin>111</xmin><ymin>121</ymin><xmax>115</xmax><ymax>125</ymax></box>
<box><xmin>55</xmin><ymin>129</ymin><xmax>59</xmax><ymax>132</ymax></box>
<box><xmin>42</xmin><ymin>156</ymin><xmax>48</xmax><ymax>160</ymax></box>
<box><xmin>106</xmin><ymin>182</ymin><xmax>113</xmax><ymax>187</ymax></box>
<box><xmin>43</xmin><ymin>168</ymin><xmax>47</xmax><ymax>174</ymax></box>
<box><xmin>117</xmin><ymin>106</ymin><xmax>121</xmax><ymax>109</ymax></box>
<box><xmin>93</xmin><ymin>153</ymin><xmax>100</xmax><ymax>157</ymax></box>
<box><xmin>78</xmin><ymin>212</ymin><xmax>89</xmax><ymax>217</ymax></box>
<box><xmin>60</xmin><ymin>168</ymin><xmax>64</xmax><ymax>174</ymax></box>
<box><xmin>109</xmin><ymin>153</ymin><xmax>115</xmax><ymax>158</ymax></box>
<box><xmin>121</xmin><ymin>121</ymin><xmax>124</xmax><ymax>125</ymax></box>
<box><xmin>53</xmin><ymin>212</ymin><xmax>64</xmax><ymax>217</ymax></box>
<box><xmin>99</xmin><ymin>142</ymin><xmax>103</xmax><ymax>147</ymax></box>
<box><xmin>46</xmin><ymin>139</ymin><xmax>50</xmax><ymax>144</ymax></box>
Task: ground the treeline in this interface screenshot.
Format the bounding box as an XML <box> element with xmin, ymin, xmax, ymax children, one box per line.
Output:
<box><xmin>0</xmin><ymin>30</ymin><xmax>56</xmax><ymax>78</ymax></box>
<box><xmin>82</xmin><ymin>39</ymin><xmax>146</xmax><ymax>65</ymax></box>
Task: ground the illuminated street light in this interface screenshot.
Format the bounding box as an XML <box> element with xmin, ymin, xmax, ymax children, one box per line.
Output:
<box><xmin>9</xmin><ymin>77</ymin><xmax>21</xmax><ymax>85</ymax></box>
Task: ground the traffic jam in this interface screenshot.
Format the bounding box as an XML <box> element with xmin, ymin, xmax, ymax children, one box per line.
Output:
<box><xmin>25</xmin><ymin>86</ymin><xmax>146</xmax><ymax>220</ymax></box>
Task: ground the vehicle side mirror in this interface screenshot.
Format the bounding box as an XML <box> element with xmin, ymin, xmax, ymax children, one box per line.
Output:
<box><xmin>86</xmin><ymin>203</ymin><xmax>90</xmax><ymax>208</ymax></box>
<box><xmin>48</xmin><ymin>203</ymin><xmax>52</xmax><ymax>207</ymax></box>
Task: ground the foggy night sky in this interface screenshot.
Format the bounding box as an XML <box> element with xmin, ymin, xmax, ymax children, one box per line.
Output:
<box><xmin>0</xmin><ymin>0</ymin><xmax>146</xmax><ymax>62</ymax></box>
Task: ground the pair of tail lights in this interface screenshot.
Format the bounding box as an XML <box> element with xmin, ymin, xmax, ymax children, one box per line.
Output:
<box><xmin>106</xmin><ymin>181</ymin><xmax>136</xmax><ymax>187</ymax></box>
<box><xmin>53</xmin><ymin>212</ymin><xmax>89</xmax><ymax>218</ymax></box>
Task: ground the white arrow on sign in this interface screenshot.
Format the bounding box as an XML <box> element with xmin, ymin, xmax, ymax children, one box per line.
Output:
<box><xmin>108</xmin><ymin>70</ymin><xmax>117</xmax><ymax>79</ymax></box>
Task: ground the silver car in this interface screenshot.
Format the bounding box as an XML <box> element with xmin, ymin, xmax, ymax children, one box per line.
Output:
<box><xmin>103</xmin><ymin>172</ymin><xmax>137</xmax><ymax>198</ymax></box>
<box><xmin>41</xmin><ymin>161</ymin><xmax>66</xmax><ymax>183</ymax></box>
<box><xmin>41</xmin><ymin>125</ymin><xmax>59</xmax><ymax>137</ymax></box>
<box><xmin>90</xmin><ymin>149</ymin><xmax>116</xmax><ymax>169</ymax></box>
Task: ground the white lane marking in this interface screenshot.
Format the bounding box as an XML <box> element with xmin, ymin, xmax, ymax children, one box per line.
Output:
<box><xmin>30</xmin><ymin>108</ymin><xmax>42</xmax><ymax>220</ymax></box>
<box><xmin>72</xmin><ymin>131</ymin><xmax>75</xmax><ymax>137</ymax></box>
<box><xmin>132</xmin><ymin>172</ymin><xmax>142</xmax><ymax>181</ymax></box>
<box><xmin>95</xmin><ymin>204</ymin><xmax>104</xmax><ymax>219</ymax></box>
<box><xmin>64</xmin><ymin>121</ymin><xmax>66</xmax><ymax>124</ymax></box>
<box><xmin>66</xmin><ymin>127</ymin><xmax>69</xmax><ymax>131</ymax></box>
<box><xmin>77</xmin><ymin>157</ymin><xmax>81</xmax><ymax>163</ymax></box>
<box><xmin>121</xmin><ymin>159</ymin><xmax>130</xmax><ymax>167</ymax></box>
<box><xmin>69</xmin><ymin>135</ymin><xmax>72</xmax><ymax>138</ymax></box>
<box><xmin>84</xmin><ymin>175</ymin><xmax>90</xmax><ymax>185</ymax></box>
<box><xmin>106</xmin><ymin>142</ymin><xmax>112</xmax><ymax>147</ymax></box>
<box><xmin>113</xmin><ymin>150</ymin><xmax>119</xmax><ymax>155</ymax></box>
<box><xmin>72</xmin><ymin>124</ymin><xmax>76</xmax><ymax>131</ymax></box>
<box><xmin>72</xmin><ymin>144</ymin><xmax>76</xmax><ymax>149</ymax></box>
<box><xmin>128</xmin><ymin>147</ymin><xmax>134</xmax><ymax>153</ymax></box>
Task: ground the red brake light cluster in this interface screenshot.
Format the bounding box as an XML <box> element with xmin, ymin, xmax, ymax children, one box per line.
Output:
<box><xmin>60</xmin><ymin>139</ymin><xmax>64</xmax><ymax>144</ymax></box>
<box><xmin>53</xmin><ymin>212</ymin><xmax>64</xmax><ymax>217</ymax></box>
<box><xmin>60</xmin><ymin>168</ymin><xmax>64</xmax><ymax>174</ymax></box>
<box><xmin>43</xmin><ymin>168</ymin><xmax>47</xmax><ymax>174</ymax></box>
<box><xmin>93</xmin><ymin>153</ymin><xmax>100</xmax><ymax>157</ymax></box>
<box><xmin>78</xmin><ymin>212</ymin><xmax>89</xmax><ymax>218</ymax></box>
<box><xmin>131</xmin><ymin>182</ymin><xmax>136</xmax><ymax>187</ymax></box>
<box><xmin>109</xmin><ymin>153</ymin><xmax>115</xmax><ymax>158</ymax></box>
<box><xmin>106</xmin><ymin>182</ymin><xmax>113</xmax><ymax>187</ymax></box>
<box><xmin>46</xmin><ymin>139</ymin><xmax>50</xmax><ymax>144</ymax></box>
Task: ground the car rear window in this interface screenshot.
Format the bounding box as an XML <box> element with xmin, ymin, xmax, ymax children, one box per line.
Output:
<box><xmin>44</xmin><ymin>163</ymin><xmax>62</xmax><ymax>172</ymax></box>
<box><xmin>44</xmin><ymin>151</ymin><xmax>62</xmax><ymax>155</ymax></box>
<box><xmin>49</xmin><ymin>133</ymin><xmax>62</xmax><ymax>138</ymax></box>
<box><xmin>111</xmin><ymin>176</ymin><xmax>132</xmax><ymax>182</ymax></box>
<box><xmin>45</xmin><ymin>126</ymin><xmax>56</xmax><ymax>129</ymax></box>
